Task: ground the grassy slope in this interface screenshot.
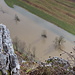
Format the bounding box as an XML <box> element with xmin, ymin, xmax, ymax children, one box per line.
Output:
<box><xmin>4</xmin><ymin>0</ymin><xmax>75</xmax><ymax>35</ymax></box>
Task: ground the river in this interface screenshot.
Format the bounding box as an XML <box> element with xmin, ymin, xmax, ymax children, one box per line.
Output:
<box><xmin>13</xmin><ymin>5</ymin><xmax>75</xmax><ymax>44</ymax></box>
<box><xmin>0</xmin><ymin>0</ymin><xmax>75</xmax><ymax>61</ymax></box>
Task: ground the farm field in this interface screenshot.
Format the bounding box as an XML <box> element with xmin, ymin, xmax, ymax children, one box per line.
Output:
<box><xmin>4</xmin><ymin>0</ymin><xmax>75</xmax><ymax>35</ymax></box>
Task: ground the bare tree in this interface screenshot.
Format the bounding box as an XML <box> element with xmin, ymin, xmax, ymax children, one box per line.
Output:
<box><xmin>23</xmin><ymin>44</ymin><xmax>37</xmax><ymax>61</ymax></box>
<box><xmin>13</xmin><ymin>36</ymin><xmax>20</xmax><ymax>51</ymax></box>
<box><xmin>41</xmin><ymin>30</ymin><xmax>47</xmax><ymax>43</ymax></box>
<box><xmin>54</xmin><ymin>38</ymin><xmax>75</xmax><ymax>67</ymax></box>
<box><xmin>59</xmin><ymin>47</ymin><xmax>75</xmax><ymax>67</ymax></box>
<box><xmin>54</xmin><ymin>36</ymin><xmax>65</xmax><ymax>50</ymax></box>
<box><xmin>0</xmin><ymin>7</ymin><xmax>6</xmax><ymax>13</ymax></box>
<box><xmin>13</xmin><ymin>37</ymin><xmax>26</xmax><ymax>54</ymax></box>
<box><xmin>13</xmin><ymin>37</ymin><xmax>37</xmax><ymax>61</ymax></box>
<box><xmin>18</xmin><ymin>41</ymin><xmax>26</xmax><ymax>54</ymax></box>
<box><xmin>14</xmin><ymin>14</ymin><xmax>20</xmax><ymax>23</ymax></box>
<box><xmin>41</xmin><ymin>30</ymin><xmax>47</xmax><ymax>38</ymax></box>
<box><xmin>32</xmin><ymin>47</ymin><xmax>36</xmax><ymax>58</ymax></box>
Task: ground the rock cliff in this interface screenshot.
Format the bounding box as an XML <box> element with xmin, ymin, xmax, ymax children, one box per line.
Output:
<box><xmin>0</xmin><ymin>24</ymin><xmax>20</xmax><ymax>75</ymax></box>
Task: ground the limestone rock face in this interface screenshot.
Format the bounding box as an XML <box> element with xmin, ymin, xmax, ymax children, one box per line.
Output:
<box><xmin>46</xmin><ymin>57</ymin><xmax>70</xmax><ymax>69</ymax></box>
<box><xmin>0</xmin><ymin>24</ymin><xmax>20</xmax><ymax>75</ymax></box>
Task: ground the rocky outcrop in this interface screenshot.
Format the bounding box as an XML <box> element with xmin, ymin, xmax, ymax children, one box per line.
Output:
<box><xmin>0</xmin><ymin>24</ymin><xmax>20</xmax><ymax>75</ymax></box>
<box><xmin>46</xmin><ymin>57</ymin><xmax>70</xmax><ymax>69</ymax></box>
<box><xmin>27</xmin><ymin>57</ymin><xmax>73</xmax><ymax>75</ymax></box>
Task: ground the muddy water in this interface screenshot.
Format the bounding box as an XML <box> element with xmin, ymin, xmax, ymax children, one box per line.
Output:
<box><xmin>0</xmin><ymin>0</ymin><xmax>75</xmax><ymax>61</ymax></box>
<box><xmin>13</xmin><ymin>5</ymin><xmax>75</xmax><ymax>43</ymax></box>
<box><xmin>12</xmin><ymin>5</ymin><xmax>75</xmax><ymax>61</ymax></box>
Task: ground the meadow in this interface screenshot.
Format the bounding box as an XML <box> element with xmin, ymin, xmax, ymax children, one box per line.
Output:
<box><xmin>4</xmin><ymin>0</ymin><xmax>75</xmax><ymax>35</ymax></box>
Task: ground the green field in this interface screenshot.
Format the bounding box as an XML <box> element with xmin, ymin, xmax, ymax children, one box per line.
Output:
<box><xmin>4</xmin><ymin>0</ymin><xmax>75</xmax><ymax>35</ymax></box>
